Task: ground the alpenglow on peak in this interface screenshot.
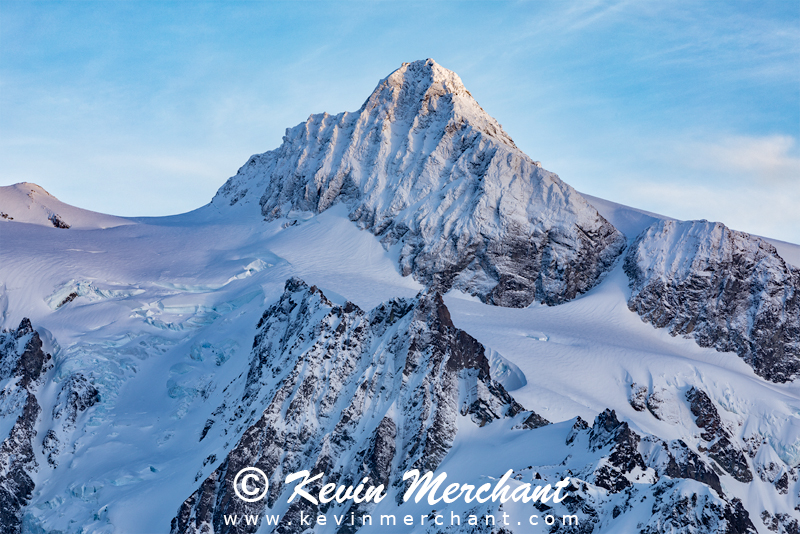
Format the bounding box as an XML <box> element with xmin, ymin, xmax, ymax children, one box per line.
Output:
<box><xmin>213</xmin><ymin>59</ymin><xmax>626</xmax><ymax>307</ymax></box>
<box><xmin>359</xmin><ymin>59</ymin><xmax>517</xmax><ymax>149</ymax></box>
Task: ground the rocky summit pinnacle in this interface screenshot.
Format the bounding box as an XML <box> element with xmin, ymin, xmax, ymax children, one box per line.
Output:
<box><xmin>214</xmin><ymin>59</ymin><xmax>626</xmax><ymax>307</ymax></box>
<box><xmin>360</xmin><ymin>59</ymin><xmax>517</xmax><ymax>148</ymax></box>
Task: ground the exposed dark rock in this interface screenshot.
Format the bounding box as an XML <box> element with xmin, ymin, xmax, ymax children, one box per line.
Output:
<box><xmin>587</xmin><ymin>409</ymin><xmax>647</xmax><ymax>492</ymax></box>
<box><xmin>56</xmin><ymin>291</ymin><xmax>78</xmax><ymax>308</ymax></box>
<box><xmin>664</xmin><ymin>440</ymin><xmax>722</xmax><ymax>495</ymax></box>
<box><xmin>48</xmin><ymin>213</ymin><xmax>70</xmax><ymax>229</ymax></box>
<box><xmin>686</xmin><ymin>388</ymin><xmax>752</xmax><ymax>483</ymax></box>
<box><xmin>775</xmin><ymin>472</ymin><xmax>789</xmax><ymax>495</ymax></box>
<box><xmin>566</xmin><ymin>416</ymin><xmax>589</xmax><ymax>445</ymax></box>
<box><xmin>761</xmin><ymin>510</ymin><xmax>800</xmax><ymax>534</ymax></box>
<box><xmin>519</xmin><ymin>411</ymin><xmax>550</xmax><ymax>430</ymax></box>
<box><xmin>42</xmin><ymin>429</ymin><xmax>59</xmax><ymax>469</ymax></box>
<box><xmin>0</xmin><ymin>319</ymin><xmax>49</xmax><ymax>534</ymax></box>
<box><xmin>629</xmin><ymin>383</ymin><xmax>648</xmax><ymax>412</ymax></box>
<box><xmin>1</xmin><ymin>318</ymin><xmax>47</xmax><ymax>386</ymax></box>
<box><xmin>171</xmin><ymin>278</ymin><xmax>546</xmax><ymax>534</ymax></box>
<box><xmin>199</xmin><ymin>419</ymin><xmax>214</xmax><ymax>442</ymax></box>
<box><xmin>643</xmin><ymin>484</ymin><xmax>756</xmax><ymax>534</ymax></box>
<box><xmin>625</xmin><ymin>219</ymin><xmax>800</xmax><ymax>383</ymax></box>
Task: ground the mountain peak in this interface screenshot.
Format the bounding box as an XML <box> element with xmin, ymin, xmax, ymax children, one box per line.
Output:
<box><xmin>368</xmin><ymin>58</ymin><xmax>470</xmax><ymax>104</ymax></box>
<box><xmin>359</xmin><ymin>59</ymin><xmax>515</xmax><ymax>147</ymax></box>
<box><xmin>214</xmin><ymin>61</ymin><xmax>626</xmax><ymax>307</ymax></box>
<box><xmin>0</xmin><ymin>182</ymin><xmax>130</xmax><ymax>230</ymax></box>
<box><xmin>15</xmin><ymin>182</ymin><xmax>55</xmax><ymax>198</ymax></box>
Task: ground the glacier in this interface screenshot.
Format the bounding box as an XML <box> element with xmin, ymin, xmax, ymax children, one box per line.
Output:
<box><xmin>0</xmin><ymin>59</ymin><xmax>799</xmax><ymax>534</ymax></box>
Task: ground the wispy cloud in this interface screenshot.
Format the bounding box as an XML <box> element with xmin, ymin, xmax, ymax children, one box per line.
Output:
<box><xmin>678</xmin><ymin>135</ymin><xmax>800</xmax><ymax>183</ymax></box>
<box><xmin>586</xmin><ymin>132</ymin><xmax>800</xmax><ymax>243</ymax></box>
<box><xmin>625</xmin><ymin>178</ymin><xmax>800</xmax><ymax>243</ymax></box>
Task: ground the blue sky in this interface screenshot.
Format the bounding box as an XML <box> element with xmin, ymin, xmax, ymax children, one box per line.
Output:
<box><xmin>2</xmin><ymin>1</ymin><xmax>799</xmax><ymax>242</ymax></box>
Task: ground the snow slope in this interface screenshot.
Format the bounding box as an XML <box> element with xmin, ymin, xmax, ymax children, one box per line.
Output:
<box><xmin>0</xmin><ymin>183</ymin><xmax>131</xmax><ymax>230</ymax></box>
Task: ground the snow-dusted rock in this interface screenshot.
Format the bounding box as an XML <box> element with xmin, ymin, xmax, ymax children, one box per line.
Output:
<box><xmin>628</xmin><ymin>382</ymin><xmax>648</xmax><ymax>412</ymax></box>
<box><xmin>171</xmin><ymin>278</ymin><xmax>547</xmax><ymax>533</ymax></box>
<box><xmin>170</xmin><ymin>278</ymin><xmax>776</xmax><ymax>534</ymax></box>
<box><xmin>625</xmin><ymin>219</ymin><xmax>800</xmax><ymax>383</ymax></box>
<box><xmin>760</xmin><ymin>510</ymin><xmax>800</xmax><ymax>534</ymax></box>
<box><xmin>685</xmin><ymin>387</ymin><xmax>752</xmax><ymax>483</ymax></box>
<box><xmin>530</xmin><ymin>412</ymin><xmax>755</xmax><ymax>534</ymax></box>
<box><xmin>43</xmin><ymin>372</ymin><xmax>100</xmax><ymax>468</ymax></box>
<box><xmin>587</xmin><ymin>409</ymin><xmax>648</xmax><ymax>493</ymax></box>
<box><xmin>213</xmin><ymin>59</ymin><xmax>626</xmax><ymax>307</ymax></box>
<box><xmin>0</xmin><ymin>319</ymin><xmax>50</xmax><ymax>533</ymax></box>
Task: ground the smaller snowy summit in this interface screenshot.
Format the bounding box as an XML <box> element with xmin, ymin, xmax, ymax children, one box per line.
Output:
<box><xmin>0</xmin><ymin>183</ymin><xmax>131</xmax><ymax>230</ymax></box>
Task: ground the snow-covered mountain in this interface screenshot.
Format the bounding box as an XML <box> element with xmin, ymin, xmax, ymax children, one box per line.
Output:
<box><xmin>213</xmin><ymin>59</ymin><xmax>626</xmax><ymax>308</ymax></box>
<box><xmin>172</xmin><ymin>279</ymin><xmax>547</xmax><ymax>534</ymax></box>
<box><xmin>625</xmin><ymin>220</ymin><xmax>800</xmax><ymax>383</ymax></box>
<box><xmin>0</xmin><ymin>183</ymin><xmax>131</xmax><ymax>230</ymax></box>
<box><xmin>1</xmin><ymin>59</ymin><xmax>800</xmax><ymax>534</ymax></box>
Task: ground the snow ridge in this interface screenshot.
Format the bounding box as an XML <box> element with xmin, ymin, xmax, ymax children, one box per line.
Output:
<box><xmin>0</xmin><ymin>183</ymin><xmax>131</xmax><ymax>230</ymax></box>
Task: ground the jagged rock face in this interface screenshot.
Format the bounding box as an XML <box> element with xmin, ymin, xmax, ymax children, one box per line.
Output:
<box><xmin>522</xmin><ymin>411</ymin><xmax>756</xmax><ymax>534</ymax></box>
<box><xmin>662</xmin><ymin>440</ymin><xmax>722</xmax><ymax>495</ymax></box>
<box><xmin>172</xmin><ymin>278</ymin><xmax>546</xmax><ymax>534</ymax></box>
<box><xmin>586</xmin><ymin>410</ymin><xmax>648</xmax><ymax>493</ymax></box>
<box><xmin>761</xmin><ymin>510</ymin><xmax>800</xmax><ymax>534</ymax></box>
<box><xmin>0</xmin><ymin>320</ymin><xmax>99</xmax><ymax>530</ymax></box>
<box><xmin>625</xmin><ymin>219</ymin><xmax>800</xmax><ymax>383</ymax></box>
<box><xmin>583</xmin><ymin>412</ymin><xmax>755</xmax><ymax>534</ymax></box>
<box><xmin>643</xmin><ymin>487</ymin><xmax>755</xmax><ymax>534</ymax></box>
<box><xmin>625</xmin><ymin>381</ymin><xmax>798</xmax><ymax>530</ymax></box>
<box><xmin>0</xmin><ymin>319</ymin><xmax>49</xmax><ymax>534</ymax></box>
<box><xmin>0</xmin><ymin>318</ymin><xmax>46</xmax><ymax>386</ymax></box>
<box><xmin>213</xmin><ymin>59</ymin><xmax>626</xmax><ymax>307</ymax></box>
<box><xmin>558</xmin><ymin>480</ymin><xmax>756</xmax><ymax>534</ymax></box>
<box><xmin>686</xmin><ymin>388</ymin><xmax>753</xmax><ymax>483</ymax></box>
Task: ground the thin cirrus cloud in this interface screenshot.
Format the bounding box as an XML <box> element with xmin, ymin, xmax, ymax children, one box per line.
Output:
<box><xmin>599</xmin><ymin>133</ymin><xmax>800</xmax><ymax>243</ymax></box>
<box><xmin>681</xmin><ymin>135</ymin><xmax>800</xmax><ymax>183</ymax></box>
<box><xmin>625</xmin><ymin>178</ymin><xmax>799</xmax><ymax>245</ymax></box>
